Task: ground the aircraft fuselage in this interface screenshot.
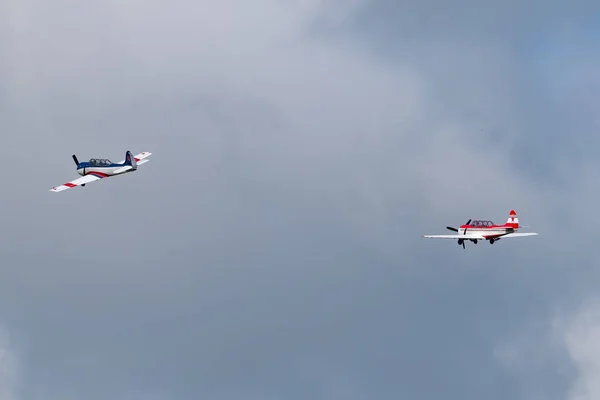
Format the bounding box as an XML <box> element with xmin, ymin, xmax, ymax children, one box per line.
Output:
<box><xmin>76</xmin><ymin>164</ymin><xmax>133</xmax><ymax>178</ymax></box>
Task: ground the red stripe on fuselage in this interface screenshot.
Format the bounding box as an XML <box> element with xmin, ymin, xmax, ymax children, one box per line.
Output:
<box><xmin>459</xmin><ymin>224</ymin><xmax>512</xmax><ymax>229</ymax></box>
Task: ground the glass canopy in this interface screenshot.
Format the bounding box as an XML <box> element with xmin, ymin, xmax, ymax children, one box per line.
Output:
<box><xmin>88</xmin><ymin>159</ymin><xmax>112</xmax><ymax>167</ymax></box>
<box><xmin>470</xmin><ymin>220</ymin><xmax>494</xmax><ymax>226</ymax></box>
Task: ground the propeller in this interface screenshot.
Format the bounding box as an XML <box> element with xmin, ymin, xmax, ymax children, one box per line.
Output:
<box><xmin>462</xmin><ymin>219</ymin><xmax>472</xmax><ymax>249</ymax></box>
<box><xmin>448</xmin><ymin>219</ymin><xmax>472</xmax><ymax>249</ymax></box>
<box><xmin>72</xmin><ymin>154</ymin><xmax>79</xmax><ymax>166</ymax></box>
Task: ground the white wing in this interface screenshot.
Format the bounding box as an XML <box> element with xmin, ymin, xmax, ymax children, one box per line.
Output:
<box><xmin>49</xmin><ymin>174</ymin><xmax>102</xmax><ymax>192</ymax></box>
<box><xmin>497</xmin><ymin>232</ymin><xmax>539</xmax><ymax>238</ymax></box>
<box><xmin>423</xmin><ymin>232</ymin><xmax>538</xmax><ymax>239</ymax></box>
<box><xmin>422</xmin><ymin>234</ymin><xmax>485</xmax><ymax>239</ymax></box>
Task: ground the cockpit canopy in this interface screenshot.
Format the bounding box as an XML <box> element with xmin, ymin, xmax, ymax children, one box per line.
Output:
<box><xmin>88</xmin><ymin>158</ymin><xmax>112</xmax><ymax>167</ymax></box>
<box><xmin>470</xmin><ymin>220</ymin><xmax>494</xmax><ymax>227</ymax></box>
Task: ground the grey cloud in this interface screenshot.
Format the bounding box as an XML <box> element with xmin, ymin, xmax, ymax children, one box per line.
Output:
<box><xmin>1</xmin><ymin>0</ymin><xmax>599</xmax><ymax>399</ymax></box>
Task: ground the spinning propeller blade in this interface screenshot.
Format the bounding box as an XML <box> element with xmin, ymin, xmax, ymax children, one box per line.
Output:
<box><xmin>456</xmin><ymin>219</ymin><xmax>472</xmax><ymax>250</ymax></box>
<box><xmin>463</xmin><ymin>219</ymin><xmax>471</xmax><ymax>235</ymax></box>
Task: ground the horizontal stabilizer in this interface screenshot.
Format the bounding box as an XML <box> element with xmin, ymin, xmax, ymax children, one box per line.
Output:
<box><xmin>117</xmin><ymin>151</ymin><xmax>152</xmax><ymax>164</ymax></box>
<box><xmin>114</xmin><ymin>157</ymin><xmax>150</xmax><ymax>174</ymax></box>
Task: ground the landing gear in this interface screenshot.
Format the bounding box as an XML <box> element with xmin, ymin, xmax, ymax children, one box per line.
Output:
<box><xmin>458</xmin><ymin>239</ymin><xmax>464</xmax><ymax>246</ymax></box>
<box><xmin>489</xmin><ymin>238</ymin><xmax>495</xmax><ymax>244</ymax></box>
<box><xmin>472</xmin><ymin>239</ymin><xmax>478</xmax><ymax>244</ymax></box>
<box><xmin>81</xmin><ymin>184</ymin><xmax>86</xmax><ymax>187</ymax></box>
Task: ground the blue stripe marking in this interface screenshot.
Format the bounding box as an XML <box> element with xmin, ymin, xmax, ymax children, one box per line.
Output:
<box><xmin>78</xmin><ymin>162</ymin><xmax>127</xmax><ymax>168</ymax></box>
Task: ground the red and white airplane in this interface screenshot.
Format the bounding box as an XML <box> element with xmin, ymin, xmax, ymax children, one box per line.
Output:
<box><xmin>422</xmin><ymin>209</ymin><xmax>538</xmax><ymax>248</ymax></box>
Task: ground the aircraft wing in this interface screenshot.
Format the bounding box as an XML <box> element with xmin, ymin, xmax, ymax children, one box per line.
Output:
<box><xmin>495</xmin><ymin>232</ymin><xmax>539</xmax><ymax>238</ymax></box>
<box><xmin>422</xmin><ymin>234</ymin><xmax>485</xmax><ymax>239</ymax></box>
<box><xmin>49</xmin><ymin>174</ymin><xmax>103</xmax><ymax>192</ymax></box>
<box><xmin>117</xmin><ymin>151</ymin><xmax>152</xmax><ymax>164</ymax></box>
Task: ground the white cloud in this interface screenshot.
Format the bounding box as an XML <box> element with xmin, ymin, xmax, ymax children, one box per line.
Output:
<box><xmin>557</xmin><ymin>300</ymin><xmax>600</xmax><ymax>400</ymax></box>
<box><xmin>0</xmin><ymin>327</ymin><xmax>19</xmax><ymax>400</ymax></box>
<box><xmin>496</xmin><ymin>300</ymin><xmax>600</xmax><ymax>400</ymax></box>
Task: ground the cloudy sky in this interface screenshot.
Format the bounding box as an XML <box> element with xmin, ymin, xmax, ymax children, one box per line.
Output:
<box><xmin>1</xmin><ymin>0</ymin><xmax>600</xmax><ymax>399</ymax></box>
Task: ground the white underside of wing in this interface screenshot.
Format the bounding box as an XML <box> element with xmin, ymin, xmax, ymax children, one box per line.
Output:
<box><xmin>498</xmin><ymin>232</ymin><xmax>539</xmax><ymax>238</ymax></box>
<box><xmin>49</xmin><ymin>174</ymin><xmax>101</xmax><ymax>192</ymax></box>
<box><xmin>423</xmin><ymin>232</ymin><xmax>538</xmax><ymax>240</ymax></box>
<box><xmin>422</xmin><ymin>234</ymin><xmax>485</xmax><ymax>239</ymax></box>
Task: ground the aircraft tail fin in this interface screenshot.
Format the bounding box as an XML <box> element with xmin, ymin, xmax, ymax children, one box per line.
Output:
<box><xmin>506</xmin><ymin>209</ymin><xmax>519</xmax><ymax>229</ymax></box>
<box><xmin>124</xmin><ymin>150</ymin><xmax>137</xmax><ymax>170</ymax></box>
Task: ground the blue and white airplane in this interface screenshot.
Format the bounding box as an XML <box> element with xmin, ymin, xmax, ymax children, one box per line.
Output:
<box><xmin>50</xmin><ymin>150</ymin><xmax>152</xmax><ymax>192</ymax></box>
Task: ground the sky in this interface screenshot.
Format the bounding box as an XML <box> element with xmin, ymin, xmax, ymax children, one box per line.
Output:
<box><xmin>1</xmin><ymin>0</ymin><xmax>600</xmax><ymax>399</ymax></box>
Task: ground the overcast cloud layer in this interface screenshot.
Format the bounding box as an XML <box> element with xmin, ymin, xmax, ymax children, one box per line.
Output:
<box><xmin>1</xmin><ymin>1</ymin><xmax>600</xmax><ymax>399</ymax></box>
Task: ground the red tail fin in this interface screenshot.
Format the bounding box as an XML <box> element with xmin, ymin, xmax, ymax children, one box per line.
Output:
<box><xmin>505</xmin><ymin>209</ymin><xmax>519</xmax><ymax>228</ymax></box>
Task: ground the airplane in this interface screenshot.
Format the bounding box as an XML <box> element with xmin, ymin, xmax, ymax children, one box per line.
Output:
<box><xmin>49</xmin><ymin>150</ymin><xmax>152</xmax><ymax>192</ymax></box>
<box><xmin>421</xmin><ymin>209</ymin><xmax>538</xmax><ymax>248</ymax></box>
